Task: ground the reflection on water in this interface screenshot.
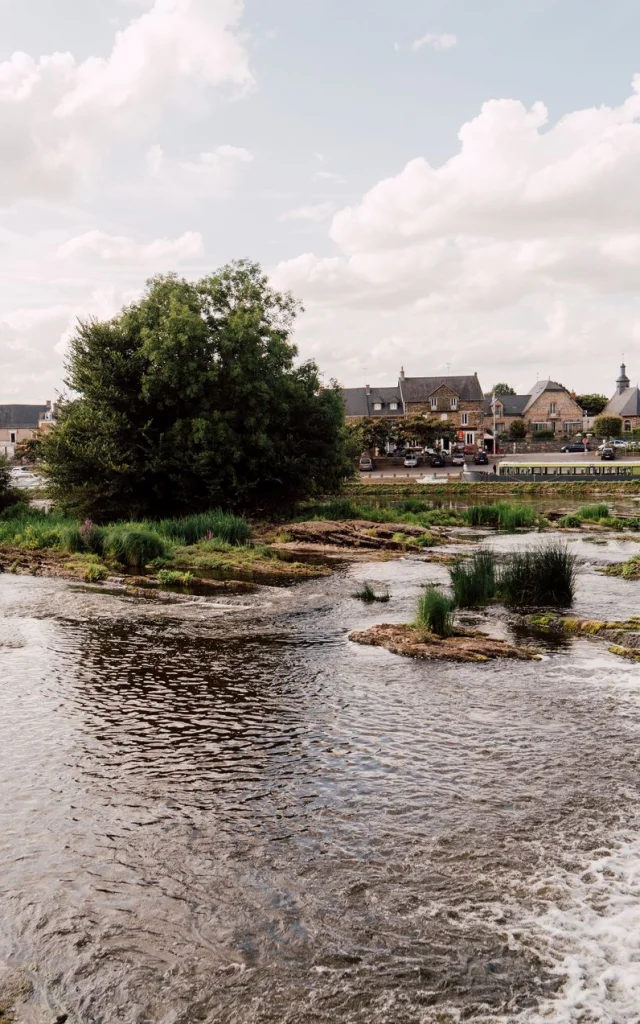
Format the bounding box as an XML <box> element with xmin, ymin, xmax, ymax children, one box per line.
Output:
<box><xmin>1</xmin><ymin>550</ymin><xmax>640</xmax><ymax>1022</ymax></box>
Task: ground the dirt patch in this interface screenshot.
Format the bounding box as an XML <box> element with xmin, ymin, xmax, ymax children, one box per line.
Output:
<box><xmin>273</xmin><ymin>519</ymin><xmax>445</xmax><ymax>552</ymax></box>
<box><xmin>349</xmin><ymin>623</ymin><xmax>540</xmax><ymax>663</ymax></box>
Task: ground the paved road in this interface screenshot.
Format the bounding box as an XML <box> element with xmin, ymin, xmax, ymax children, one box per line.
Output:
<box><xmin>357</xmin><ymin>449</ymin><xmax>640</xmax><ymax>481</ymax></box>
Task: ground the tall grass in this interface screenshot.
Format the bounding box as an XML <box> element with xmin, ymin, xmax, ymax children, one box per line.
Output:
<box><xmin>499</xmin><ymin>542</ymin><xmax>576</xmax><ymax>608</ymax></box>
<box><xmin>353</xmin><ymin>582</ymin><xmax>390</xmax><ymax>603</ymax></box>
<box><xmin>416</xmin><ymin>586</ymin><xmax>455</xmax><ymax>637</ymax></box>
<box><xmin>156</xmin><ymin>511</ymin><xmax>250</xmax><ymax>546</ymax></box>
<box><xmin>578</xmin><ymin>503</ymin><xmax>609</xmax><ymax>520</ymax></box>
<box><xmin>463</xmin><ymin>502</ymin><xmax>537</xmax><ymax>530</ymax></box>
<box><xmin>450</xmin><ymin>549</ymin><xmax>498</xmax><ymax>608</ymax></box>
<box><xmin>102</xmin><ymin>527</ymin><xmax>168</xmax><ymax>568</ymax></box>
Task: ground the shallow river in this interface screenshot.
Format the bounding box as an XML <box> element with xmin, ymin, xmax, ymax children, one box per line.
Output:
<box><xmin>1</xmin><ymin>534</ymin><xmax>640</xmax><ymax>1023</ymax></box>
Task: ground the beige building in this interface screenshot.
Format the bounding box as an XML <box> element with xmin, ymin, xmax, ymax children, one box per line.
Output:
<box><xmin>601</xmin><ymin>364</ymin><xmax>640</xmax><ymax>432</ymax></box>
<box><xmin>0</xmin><ymin>402</ymin><xmax>55</xmax><ymax>457</ymax></box>
<box><xmin>484</xmin><ymin>381</ymin><xmax>583</xmax><ymax>438</ymax></box>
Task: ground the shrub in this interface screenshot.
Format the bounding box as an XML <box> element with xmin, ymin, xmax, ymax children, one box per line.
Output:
<box><xmin>499</xmin><ymin>542</ymin><xmax>576</xmax><ymax>608</ymax></box>
<box><xmin>157</xmin><ymin>511</ymin><xmax>250</xmax><ymax>547</ymax></box>
<box><xmin>508</xmin><ymin>419</ymin><xmax>527</xmax><ymax>440</ymax></box>
<box><xmin>579</xmin><ymin>503</ymin><xmax>609</xmax><ymax>520</ymax></box>
<box><xmin>416</xmin><ymin>586</ymin><xmax>455</xmax><ymax>637</ymax></box>
<box><xmin>103</xmin><ymin>527</ymin><xmax>168</xmax><ymax>568</ymax></box>
<box><xmin>450</xmin><ymin>549</ymin><xmax>498</xmax><ymax>607</ymax></box>
<box><xmin>558</xmin><ymin>514</ymin><xmax>582</xmax><ymax>528</ymax></box>
<box><xmin>353</xmin><ymin>582</ymin><xmax>390</xmax><ymax>603</ymax></box>
<box><xmin>0</xmin><ymin>502</ymin><xmax>33</xmax><ymax>521</ymax></box>
<box><xmin>85</xmin><ymin>563</ymin><xmax>107</xmax><ymax>583</ymax></box>
<box><xmin>157</xmin><ymin>569</ymin><xmax>194</xmax><ymax>588</ymax></box>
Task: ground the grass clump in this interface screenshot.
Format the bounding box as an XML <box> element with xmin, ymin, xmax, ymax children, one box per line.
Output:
<box><xmin>499</xmin><ymin>542</ymin><xmax>576</xmax><ymax>609</ymax></box>
<box><xmin>558</xmin><ymin>513</ymin><xmax>582</xmax><ymax>528</ymax></box>
<box><xmin>353</xmin><ymin>582</ymin><xmax>390</xmax><ymax>603</ymax></box>
<box><xmin>450</xmin><ymin>549</ymin><xmax>498</xmax><ymax>608</ymax></box>
<box><xmin>103</xmin><ymin>527</ymin><xmax>168</xmax><ymax>568</ymax></box>
<box><xmin>579</xmin><ymin>503</ymin><xmax>609</xmax><ymax>520</ymax></box>
<box><xmin>156</xmin><ymin>511</ymin><xmax>250</xmax><ymax>546</ymax></box>
<box><xmin>415</xmin><ymin>586</ymin><xmax>455</xmax><ymax>637</ymax></box>
<box><xmin>85</xmin><ymin>563</ymin><xmax>107</xmax><ymax>583</ymax></box>
<box><xmin>157</xmin><ymin>569</ymin><xmax>194</xmax><ymax>588</ymax></box>
<box><xmin>463</xmin><ymin>502</ymin><xmax>537</xmax><ymax>530</ymax></box>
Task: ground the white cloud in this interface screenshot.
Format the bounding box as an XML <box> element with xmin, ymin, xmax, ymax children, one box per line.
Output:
<box><xmin>146</xmin><ymin>144</ymin><xmax>253</xmax><ymax>199</ymax></box>
<box><xmin>279</xmin><ymin>202</ymin><xmax>335</xmax><ymax>223</ymax></box>
<box><xmin>313</xmin><ymin>170</ymin><xmax>346</xmax><ymax>184</ymax></box>
<box><xmin>410</xmin><ymin>33</ymin><xmax>457</xmax><ymax>52</ymax></box>
<box><xmin>0</xmin><ymin>0</ymin><xmax>253</xmax><ymax>205</ymax></box>
<box><xmin>274</xmin><ymin>77</ymin><xmax>640</xmax><ymax>390</ymax></box>
<box><xmin>56</xmin><ymin>229</ymin><xmax>204</xmax><ymax>263</ymax></box>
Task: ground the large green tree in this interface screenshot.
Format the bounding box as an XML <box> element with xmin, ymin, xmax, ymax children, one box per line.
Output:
<box><xmin>0</xmin><ymin>455</ymin><xmax>16</xmax><ymax>512</ymax></box>
<box><xmin>44</xmin><ymin>262</ymin><xmax>352</xmax><ymax>520</ymax></box>
<box><xmin>575</xmin><ymin>394</ymin><xmax>608</xmax><ymax>416</ymax></box>
<box><xmin>594</xmin><ymin>415</ymin><xmax>623</xmax><ymax>439</ymax></box>
<box><xmin>488</xmin><ymin>383</ymin><xmax>517</xmax><ymax>396</ymax></box>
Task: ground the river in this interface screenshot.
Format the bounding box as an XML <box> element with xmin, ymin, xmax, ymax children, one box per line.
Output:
<box><xmin>1</xmin><ymin>534</ymin><xmax>640</xmax><ymax>1022</ymax></box>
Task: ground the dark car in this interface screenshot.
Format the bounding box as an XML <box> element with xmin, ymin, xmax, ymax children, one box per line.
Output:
<box><xmin>600</xmin><ymin>447</ymin><xmax>615</xmax><ymax>461</ymax></box>
<box><xmin>562</xmin><ymin>441</ymin><xmax>592</xmax><ymax>453</ymax></box>
<box><xmin>430</xmin><ymin>454</ymin><xmax>446</xmax><ymax>468</ymax></box>
<box><xmin>473</xmin><ymin>451</ymin><xmax>489</xmax><ymax>465</ymax></box>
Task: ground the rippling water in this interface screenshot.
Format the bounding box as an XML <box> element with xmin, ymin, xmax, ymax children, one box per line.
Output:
<box><xmin>1</xmin><ymin>537</ymin><xmax>640</xmax><ymax>1023</ymax></box>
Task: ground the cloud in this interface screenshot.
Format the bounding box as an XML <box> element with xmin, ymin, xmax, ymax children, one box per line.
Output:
<box><xmin>313</xmin><ymin>170</ymin><xmax>346</xmax><ymax>184</ymax></box>
<box><xmin>0</xmin><ymin>0</ymin><xmax>253</xmax><ymax>205</ymax></box>
<box><xmin>273</xmin><ymin>77</ymin><xmax>640</xmax><ymax>390</ymax></box>
<box><xmin>410</xmin><ymin>33</ymin><xmax>457</xmax><ymax>52</ymax></box>
<box><xmin>279</xmin><ymin>203</ymin><xmax>335</xmax><ymax>223</ymax></box>
<box><xmin>56</xmin><ymin>229</ymin><xmax>204</xmax><ymax>263</ymax></box>
<box><xmin>146</xmin><ymin>143</ymin><xmax>253</xmax><ymax>199</ymax></box>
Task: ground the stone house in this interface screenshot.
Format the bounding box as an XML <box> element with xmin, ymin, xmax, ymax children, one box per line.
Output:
<box><xmin>343</xmin><ymin>370</ymin><xmax>485</xmax><ymax>446</ymax></box>
<box><xmin>601</xmin><ymin>364</ymin><xmax>640</xmax><ymax>433</ymax></box>
<box><xmin>0</xmin><ymin>401</ymin><xmax>55</xmax><ymax>457</ymax></box>
<box><xmin>483</xmin><ymin>381</ymin><xmax>583</xmax><ymax>438</ymax></box>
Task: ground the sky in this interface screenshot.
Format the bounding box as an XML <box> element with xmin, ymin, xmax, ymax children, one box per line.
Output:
<box><xmin>2</xmin><ymin>0</ymin><xmax>640</xmax><ymax>401</ymax></box>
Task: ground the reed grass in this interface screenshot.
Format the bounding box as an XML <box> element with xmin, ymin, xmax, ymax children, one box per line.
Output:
<box><xmin>450</xmin><ymin>549</ymin><xmax>498</xmax><ymax>607</ymax></box>
<box><xmin>156</xmin><ymin>511</ymin><xmax>250</xmax><ymax>546</ymax></box>
<box><xmin>463</xmin><ymin>502</ymin><xmax>537</xmax><ymax>530</ymax></box>
<box><xmin>353</xmin><ymin>582</ymin><xmax>390</xmax><ymax>602</ymax></box>
<box><xmin>499</xmin><ymin>542</ymin><xmax>576</xmax><ymax>608</ymax></box>
<box><xmin>415</xmin><ymin>586</ymin><xmax>455</xmax><ymax>637</ymax></box>
<box><xmin>102</xmin><ymin>526</ymin><xmax>168</xmax><ymax>568</ymax></box>
<box><xmin>578</xmin><ymin>503</ymin><xmax>609</xmax><ymax>520</ymax></box>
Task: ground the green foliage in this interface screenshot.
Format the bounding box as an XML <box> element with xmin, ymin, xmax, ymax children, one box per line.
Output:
<box><xmin>102</xmin><ymin>527</ymin><xmax>168</xmax><ymax>568</ymax></box>
<box><xmin>0</xmin><ymin>501</ymin><xmax>32</xmax><ymax>521</ymax></box>
<box><xmin>575</xmin><ymin>394</ymin><xmax>608</xmax><ymax>417</ymax></box>
<box><xmin>558</xmin><ymin>513</ymin><xmax>582</xmax><ymax>528</ymax></box>
<box><xmin>594</xmin><ymin>415</ymin><xmax>623</xmax><ymax>439</ymax></box>
<box><xmin>463</xmin><ymin>502</ymin><xmax>537</xmax><ymax>530</ymax></box>
<box><xmin>508</xmin><ymin>419</ymin><xmax>527</xmax><ymax>440</ymax></box>
<box><xmin>499</xmin><ymin>543</ymin><xmax>576</xmax><ymax>608</ymax></box>
<box><xmin>353</xmin><ymin>582</ymin><xmax>390</xmax><ymax>603</ymax></box>
<box><xmin>85</xmin><ymin>563</ymin><xmax>107</xmax><ymax>583</ymax></box>
<box><xmin>533</xmin><ymin>430</ymin><xmax>555</xmax><ymax>440</ymax></box>
<box><xmin>490</xmin><ymin>383</ymin><xmax>517</xmax><ymax>396</ymax></box>
<box><xmin>42</xmin><ymin>261</ymin><xmax>352</xmax><ymax>521</ymax></box>
<box><xmin>579</xmin><ymin>503</ymin><xmax>609</xmax><ymax>520</ymax></box>
<box><xmin>156</xmin><ymin>511</ymin><xmax>250</xmax><ymax>546</ymax></box>
<box><xmin>157</xmin><ymin>569</ymin><xmax>194</xmax><ymax>587</ymax></box>
<box><xmin>416</xmin><ymin>587</ymin><xmax>455</xmax><ymax>637</ymax></box>
<box><xmin>450</xmin><ymin>550</ymin><xmax>498</xmax><ymax>607</ymax></box>
<box><xmin>0</xmin><ymin>455</ymin><xmax>20</xmax><ymax>514</ymax></box>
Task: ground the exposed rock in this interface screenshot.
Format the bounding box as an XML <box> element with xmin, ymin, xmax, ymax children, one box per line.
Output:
<box><xmin>349</xmin><ymin>623</ymin><xmax>540</xmax><ymax>663</ymax></box>
<box><xmin>276</xmin><ymin>519</ymin><xmax>443</xmax><ymax>551</ymax></box>
<box><xmin>524</xmin><ymin>614</ymin><xmax>640</xmax><ymax>652</ymax></box>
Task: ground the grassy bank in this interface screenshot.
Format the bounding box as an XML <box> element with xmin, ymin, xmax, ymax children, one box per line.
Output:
<box><xmin>345</xmin><ymin>480</ymin><xmax>640</xmax><ymax>502</ymax></box>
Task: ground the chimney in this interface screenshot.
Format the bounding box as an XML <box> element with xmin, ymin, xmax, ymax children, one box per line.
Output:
<box><xmin>399</xmin><ymin>366</ymin><xmax>405</xmax><ymax>381</ymax></box>
<box><xmin>365</xmin><ymin>384</ymin><xmax>371</xmax><ymax>396</ymax></box>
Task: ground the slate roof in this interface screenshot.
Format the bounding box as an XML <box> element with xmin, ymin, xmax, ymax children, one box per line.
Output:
<box><xmin>603</xmin><ymin>387</ymin><xmax>640</xmax><ymax>418</ymax></box>
<box><xmin>483</xmin><ymin>395</ymin><xmax>529</xmax><ymax>416</ymax></box>
<box><xmin>343</xmin><ymin>387</ymin><xmax>403</xmax><ymax>418</ymax></box>
<box><xmin>401</xmin><ymin>375</ymin><xmax>484</xmax><ymax>404</ymax></box>
<box><xmin>0</xmin><ymin>404</ymin><xmax>47</xmax><ymax>428</ymax></box>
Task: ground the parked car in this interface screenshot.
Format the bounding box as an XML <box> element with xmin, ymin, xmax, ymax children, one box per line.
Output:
<box><xmin>598</xmin><ymin>440</ymin><xmax>627</xmax><ymax>450</ymax></box>
<box><xmin>600</xmin><ymin>447</ymin><xmax>615</xmax><ymax>461</ymax></box>
<box><xmin>358</xmin><ymin>456</ymin><xmax>374</xmax><ymax>472</ymax></box>
<box><xmin>9</xmin><ymin>466</ymin><xmax>40</xmax><ymax>489</ymax></box>
<box><xmin>430</xmin><ymin>453</ymin><xmax>446</xmax><ymax>468</ymax></box>
<box><xmin>403</xmin><ymin>455</ymin><xmax>418</xmax><ymax>468</ymax></box>
<box><xmin>561</xmin><ymin>441</ymin><xmax>592</xmax><ymax>453</ymax></box>
<box><xmin>473</xmin><ymin>451</ymin><xmax>489</xmax><ymax>465</ymax></box>
<box><xmin>463</xmin><ymin>444</ymin><xmax>477</xmax><ymax>455</ymax></box>
<box><xmin>451</xmin><ymin>452</ymin><xmax>466</xmax><ymax>466</ymax></box>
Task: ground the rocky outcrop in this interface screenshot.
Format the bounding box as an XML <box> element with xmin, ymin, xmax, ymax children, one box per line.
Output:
<box><xmin>349</xmin><ymin>623</ymin><xmax>540</xmax><ymax>663</ymax></box>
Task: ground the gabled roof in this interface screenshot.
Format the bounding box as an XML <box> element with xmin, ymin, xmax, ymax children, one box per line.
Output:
<box><xmin>523</xmin><ymin>380</ymin><xmax>571</xmax><ymax>414</ymax></box>
<box><xmin>401</xmin><ymin>375</ymin><xmax>484</xmax><ymax>404</ymax></box>
<box><xmin>603</xmin><ymin>387</ymin><xmax>640</xmax><ymax>418</ymax></box>
<box><xmin>0</xmin><ymin>404</ymin><xmax>48</xmax><ymax>429</ymax></box>
<box><xmin>343</xmin><ymin>387</ymin><xmax>402</xmax><ymax>418</ymax></box>
<box><xmin>483</xmin><ymin>395</ymin><xmax>529</xmax><ymax>417</ymax></box>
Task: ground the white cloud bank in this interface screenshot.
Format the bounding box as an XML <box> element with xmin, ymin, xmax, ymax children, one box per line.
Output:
<box><xmin>0</xmin><ymin>0</ymin><xmax>252</xmax><ymax>204</ymax></box>
<box><xmin>57</xmin><ymin>229</ymin><xmax>204</xmax><ymax>263</ymax></box>
<box><xmin>274</xmin><ymin>78</ymin><xmax>640</xmax><ymax>391</ymax></box>
<box><xmin>410</xmin><ymin>33</ymin><xmax>457</xmax><ymax>52</ymax></box>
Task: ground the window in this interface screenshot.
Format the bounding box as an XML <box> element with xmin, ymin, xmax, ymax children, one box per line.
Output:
<box><xmin>373</xmin><ymin>402</ymin><xmax>382</xmax><ymax>411</ymax></box>
<box><xmin>390</xmin><ymin>402</ymin><xmax>398</xmax><ymax>411</ymax></box>
<box><xmin>624</xmin><ymin>420</ymin><xmax>632</xmax><ymax>432</ymax></box>
<box><xmin>534</xmin><ymin>422</ymin><xmax>549</xmax><ymax>432</ymax></box>
<box><xmin>549</xmin><ymin>402</ymin><xmax>557</xmax><ymax>415</ymax></box>
<box><xmin>450</xmin><ymin>398</ymin><xmax>458</xmax><ymax>411</ymax></box>
<box><xmin>9</xmin><ymin>432</ymin><xmax>16</xmax><ymax>443</ymax></box>
<box><xmin>461</xmin><ymin>413</ymin><xmax>469</xmax><ymax>426</ymax></box>
<box><xmin>440</xmin><ymin>413</ymin><xmax>448</xmax><ymax>422</ymax></box>
<box><xmin>465</xmin><ymin>432</ymin><xmax>474</xmax><ymax>445</ymax></box>
<box><xmin>430</xmin><ymin>398</ymin><xmax>438</xmax><ymax>411</ymax></box>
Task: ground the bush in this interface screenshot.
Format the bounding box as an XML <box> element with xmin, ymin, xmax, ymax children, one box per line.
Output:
<box><xmin>499</xmin><ymin>542</ymin><xmax>576</xmax><ymax>608</ymax></box>
<box><xmin>0</xmin><ymin>502</ymin><xmax>33</xmax><ymax>521</ymax></box>
<box><xmin>85</xmin><ymin>563</ymin><xmax>107</xmax><ymax>583</ymax></box>
<box><xmin>157</xmin><ymin>511</ymin><xmax>250</xmax><ymax>547</ymax></box>
<box><xmin>594</xmin><ymin>415</ymin><xmax>623</xmax><ymax>439</ymax></box>
<box><xmin>579</xmin><ymin>503</ymin><xmax>609</xmax><ymax>520</ymax></box>
<box><xmin>103</xmin><ymin>527</ymin><xmax>168</xmax><ymax>568</ymax></box>
<box><xmin>450</xmin><ymin>550</ymin><xmax>498</xmax><ymax>607</ymax></box>
<box><xmin>559</xmin><ymin>513</ymin><xmax>582</xmax><ymax>528</ymax></box>
<box><xmin>157</xmin><ymin>569</ymin><xmax>194</xmax><ymax>588</ymax></box>
<box><xmin>508</xmin><ymin>419</ymin><xmax>527</xmax><ymax>440</ymax></box>
<box><xmin>353</xmin><ymin>582</ymin><xmax>390</xmax><ymax>603</ymax></box>
<box><xmin>416</xmin><ymin>586</ymin><xmax>455</xmax><ymax>637</ymax></box>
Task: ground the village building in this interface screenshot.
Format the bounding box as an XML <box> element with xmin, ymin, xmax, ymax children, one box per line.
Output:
<box><xmin>483</xmin><ymin>381</ymin><xmax>583</xmax><ymax>438</ymax></box>
<box><xmin>601</xmin><ymin>364</ymin><xmax>640</xmax><ymax>432</ymax></box>
<box><xmin>0</xmin><ymin>401</ymin><xmax>56</xmax><ymax>457</ymax></box>
<box><xmin>343</xmin><ymin>370</ymin><xmax>485</xmax><ymax>446</ymax></box>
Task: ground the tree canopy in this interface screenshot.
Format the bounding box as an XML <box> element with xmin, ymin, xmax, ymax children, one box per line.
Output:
<box><xmin>43</xmin><ymin>262</ymin><xmax>352</xmax><ymax>520</ymax></box>
<box><xmin>575</xmin><ymin>394</ymin><xmax>609</xmax><ymax>417</ymax></box>
<box><xmin>593</xmin><ymin>415</ymin><xmax>623</xmax><ymax>439</ymax></box>
<box><xmin>488</xmin><ymin>383</ymin><xmax>517</xmax><ymax>396</ymax></box>
<box><xmin>0</xmin><ymin>455</ymin><xmax>18</xmax><ymax>513</ymax></box>
<box><xmin>348</xmin><ymin>415</ymin><xmax>456</xmax><ymax>454</ymax></box>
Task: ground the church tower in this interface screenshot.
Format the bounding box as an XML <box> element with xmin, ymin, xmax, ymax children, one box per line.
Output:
<box><xmin>616</xmin><ymin>363</ymin><xmax>630</xmax><ymax>395</ymax></box>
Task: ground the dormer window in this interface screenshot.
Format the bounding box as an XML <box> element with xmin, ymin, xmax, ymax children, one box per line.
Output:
<box><xmin>389</xmin><ymin>402</ymin><xmax>398</xmax><ymax>411</ymax></box>
<box><xmin>373</xmin><ymin>402</ymin><xmax>382</xmax><ymax>411</ymax></box>
<box><xmin>450</xmin><ymin>398</ymin><xmax>458</xmax><ymax>411</ymax></box>
<box><xmin>430</xmin><ymin>398</ymin><xmax>438</xmax><ymax>411</ymax></box>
